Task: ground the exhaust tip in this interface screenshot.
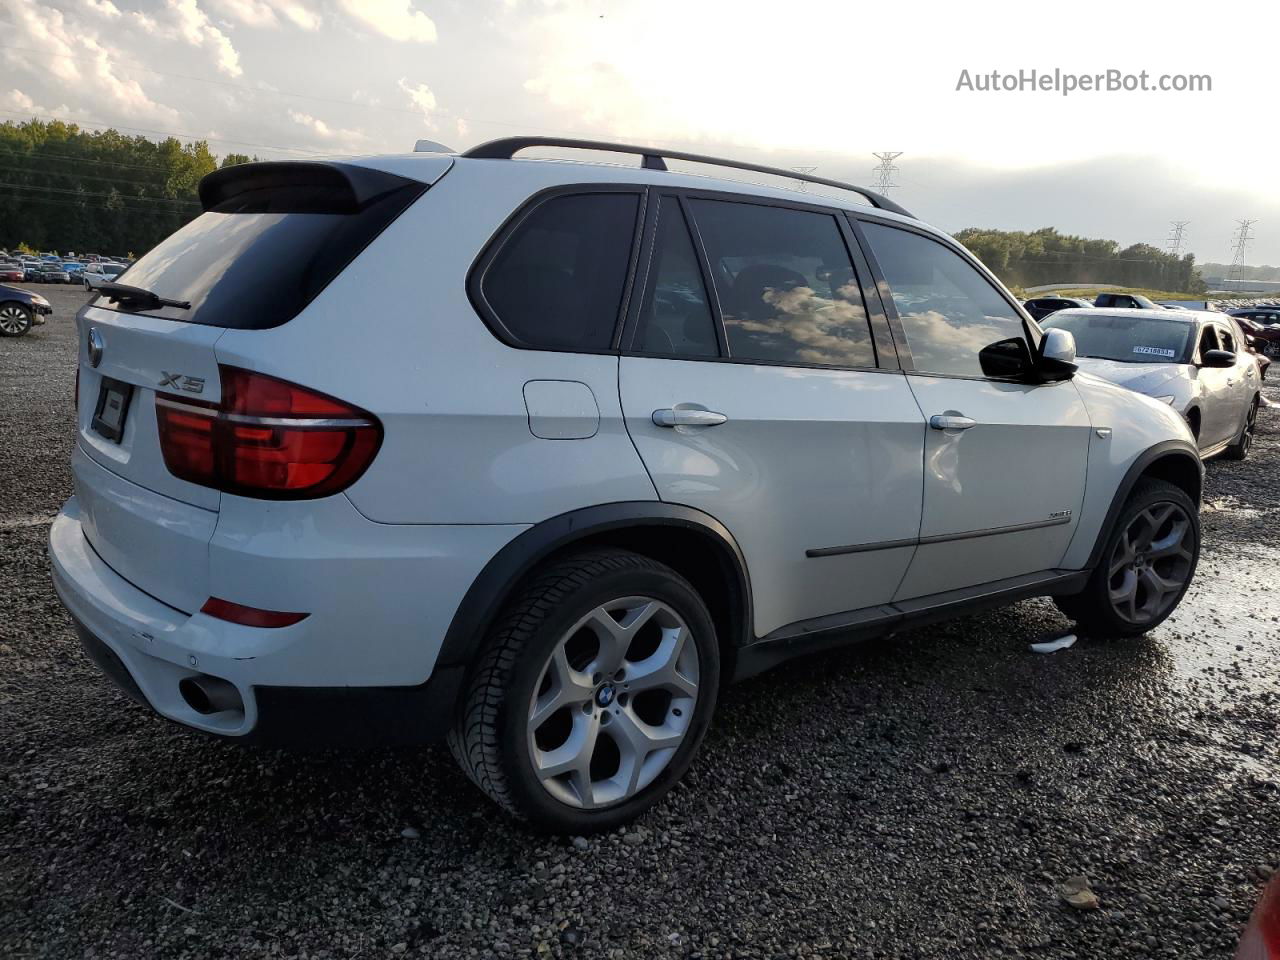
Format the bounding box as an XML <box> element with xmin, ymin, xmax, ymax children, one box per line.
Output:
<box><xmin>179</xmin><ymin>674</ymin><xmax>243</xmax><ymax>716</ymax></box>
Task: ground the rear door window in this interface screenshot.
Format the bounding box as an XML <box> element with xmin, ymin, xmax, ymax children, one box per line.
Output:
<box><xmin>686</xmin><ymin>198</ymin><xmax>875</xmax><ymax>368</ymax></box>
<box><xmin>634</xmin><ymin>198</ymin><xmax>719</xmax><ymax>357</ymax></box>
<box><xmin>481</xmin><ymin>192</ymin><xmax>640</xmax><ymax>351</ymax></box>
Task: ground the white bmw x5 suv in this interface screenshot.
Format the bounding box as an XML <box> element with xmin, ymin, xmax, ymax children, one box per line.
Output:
<box><xmin>51</xmin><ymin>138</ymin><xmax>1203</xmax><ymax>832</ymax></box>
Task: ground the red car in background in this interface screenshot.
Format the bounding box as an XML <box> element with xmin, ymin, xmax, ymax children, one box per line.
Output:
<box><xmin>0</xmin><ymin>264</ymin><xmax>24</xmax><ymax>283</ymax></box>
<box><xmin>1237</xmin><ymin>873</ymin><xmax>1280</xmax><ymax>958</ymax></box>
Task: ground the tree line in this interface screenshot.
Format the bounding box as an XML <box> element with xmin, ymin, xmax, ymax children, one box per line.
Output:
<box><xmin>0</xmin><ymin>119</ymin><xmax>1213</xmax><ymax>296</ymax></box>
<box><xmin>1197</xmin><ymin>262</ymin><xmax>1280</xmax><ymax>282</ymax></box>
<box><xmin>0</xmin><ymin>119</ymin><xmax>252</xmax><ymax>257</ymax></box>
<box><xmin>954</xmin><ymin>226</ymin><xmax>1206</xmax><ymax>294</ymax></box>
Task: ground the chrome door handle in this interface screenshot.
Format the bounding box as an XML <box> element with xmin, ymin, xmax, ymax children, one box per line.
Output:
<box><xmin>929</xmin><ymin>414</ymin><xmax>977</xmax><ymax>431</ymax></box>
<box><xmin>652</xmin><ymin>408</ymin><xmax>728</xmax><ymax>428</ymax></box>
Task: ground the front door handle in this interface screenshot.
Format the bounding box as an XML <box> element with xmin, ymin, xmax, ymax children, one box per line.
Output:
<box><xmin>929</xmin><ymin>414</ymin><xmax>977</xmax><ymax>431</ymax></box>
<box><xmin>652</xmin><ymin>407</ymin><xmax>728</xmax><ymax>428</ymax></box>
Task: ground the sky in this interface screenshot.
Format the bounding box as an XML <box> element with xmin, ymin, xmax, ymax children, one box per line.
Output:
<box><xmin>3</xmin><ymin>0</ymin><xmax>1278</xmax><ymax>265</ymax></box>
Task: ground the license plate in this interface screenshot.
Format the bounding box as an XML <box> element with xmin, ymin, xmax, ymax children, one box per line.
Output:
<box><xmin>92</xmin><ymin>377</ymin><xmax>134</xmax><ymax>443</ymax></box>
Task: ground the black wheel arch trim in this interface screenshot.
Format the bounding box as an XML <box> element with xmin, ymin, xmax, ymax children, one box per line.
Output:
<box><xmin>436</xmin><ymin>501</ymin><xmax>754</xmax><ymax>668</ymax></box>
<box><xmin>1083</xmin><ymin>439</ymin><xmax>1202</xmax><ymax>571</ymax></box>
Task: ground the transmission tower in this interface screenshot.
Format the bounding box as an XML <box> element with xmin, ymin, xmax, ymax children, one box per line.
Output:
<box><xmin>1227</xmin><ymin>219</ymin><xmax>1257</xmax><ymax>283</ymax></box>
<box><xmin>1165</xmin><ymin>220</ymin><xmax>1190</xmax><ymax>257</ymax></box>
<box><xmin>791</xmin><ymin>166</ymin><xmax>817</xmax><ymax>193</ymax></box>
<box><xmin>871</xmin><ymin>152</ymin><xmax>903</xmax><ymax>195</ymax></box>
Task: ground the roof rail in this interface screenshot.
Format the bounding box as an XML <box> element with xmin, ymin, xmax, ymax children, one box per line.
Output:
<box><xmin>461</xmin><ymin>137</ymin><xmax>914</xmax><ymax>219</ymax></box>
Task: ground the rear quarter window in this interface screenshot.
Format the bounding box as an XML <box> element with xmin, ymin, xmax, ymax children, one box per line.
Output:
<box><xmin>476</xmin><ymin>191</ymin><xmax>641</xmax><ymax>352</ymax></box>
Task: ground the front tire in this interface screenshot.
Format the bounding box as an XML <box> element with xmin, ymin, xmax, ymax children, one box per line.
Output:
<box><xmin>0</xmin><ymin>302</ymin><xmax>33</xmax><ymax>337</ymax></box>
<box><xmin>1222</xmin><ymin>395</ymin><xmax>1260</xmax><ymax>461</ymax></box>
<box><xmin>1055</xmin><ymin>478</ymin><xmax>1199</xmax><ymax>636</ymax></box>
<box><xmin>449</xmin><ymin>549</ymin><xmax>720</xmax><ymax>833</ymax></box>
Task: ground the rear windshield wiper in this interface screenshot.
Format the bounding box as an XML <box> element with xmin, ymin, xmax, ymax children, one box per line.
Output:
<box><xmin>97</xmin><ymin>281</ymin><xmax>191</xmax><ymax>310</ymax></box>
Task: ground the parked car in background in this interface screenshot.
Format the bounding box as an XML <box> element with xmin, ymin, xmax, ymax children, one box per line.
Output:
<box><xmin>1229</xmin><ymin>309</ymin><xmax>1280</xmax><ymax>358</ymax></box>
<box><xmin>51</xmin><ymin>140</ymin><xmax>1206</xmax><ymax>832</ymax></box>
<box><xmin>1094</xmin><ymin>292</ymin><xmax>1162</xmax><ymax>309</ymax></box>
<box><xmin>82</xmin><ymin>262</ymin><xmax>126</xmax><ymax>291</ymax></box>
<box><xmin>0</xmin><ymin>283</ymin><xmax>53</xmax><ymax>337</ymax></box>
<box><xmin>1042</xmin><ymin>308</ymin><xmax>1261</xmax><ymax>459</ymax></box>
<box><xmin>33</xmin><ymin>264</ymin><xmax>72</xmax><ymax>284</ymax></box>
<box><xmin>62</xmin><ymin>261</ymin><xmax>85</xmax><ymax>276</ymax></box>
<box><xmin>1023</xmin><ymin>295</ymin><xmax>1093</xmax><ymax>321</ymax></box>
<box><xmin>0</xmin><ymin>263</ymin><xmax>24</xmax><ymax>283</ymax></box>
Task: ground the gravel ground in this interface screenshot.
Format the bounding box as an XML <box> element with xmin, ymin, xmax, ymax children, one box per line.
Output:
<box><xmin>3</xmin><ymin>285</ymin><xmax>1280</xmax><ymax>960</ymax></box>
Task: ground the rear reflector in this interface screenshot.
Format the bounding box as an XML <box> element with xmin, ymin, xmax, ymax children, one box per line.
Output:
<box><xmin>200</xmin><ymin>596</ymin><xmax>308</xmax><ymax>628</ymax></box>
<box><xmin>156</xmin><ymin>366</ymin><xmax>381</xmax><ymax>499</ymax></box>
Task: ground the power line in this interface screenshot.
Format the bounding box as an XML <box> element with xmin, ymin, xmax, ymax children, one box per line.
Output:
<box><xmin>1227</xmin><ymin>220</ymin><xmax>1257</xmax><ymax>282</ymax></box>
<box><xmin>0</xmin><ymin>108</ymin><xmax>317</xmax><ymax>157</ymax></box>
<box><xmin>1166</xmin><ymin>220</ymin><xmax>1190</xmax><ymax>257</ymax></box>
<box><xmin>0</xmin><ymin>181</ymin><xmax>198</xmax><ymax>206</ymax></box>
<box><xmin>0</xmin><ymin>164</ymin><xmax>169</xmax><ymax>190</ymax></box>
<box><xmin>790</xmin><ymin>166</ymin><xmax>817</xmax><ymax>193</ymax></box>
<box><xmin>871</xmin><ymin>152</ymin><xmax>902</xmax><ymax>195</ymax></box>
<box><xmin>0</xmin><ymin>146</ymin><xmax>177</xmax><ymax>173</ymax></box>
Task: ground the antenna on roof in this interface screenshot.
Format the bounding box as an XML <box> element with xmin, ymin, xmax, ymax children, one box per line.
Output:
<box><xmin>413</xmin><ymin>140</ymin><xmax>456</xmax><ymax>154</ymax></box>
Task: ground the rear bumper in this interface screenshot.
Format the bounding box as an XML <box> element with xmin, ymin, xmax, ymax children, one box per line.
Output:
<box><xmin>50</xmin><ymin>494</ymin><xmax>525</xmax><ymax>744</ymax></box>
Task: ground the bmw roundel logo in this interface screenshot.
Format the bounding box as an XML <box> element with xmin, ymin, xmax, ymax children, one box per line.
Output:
<box><xmin>595</xmin><ymin>684</ymin><xmax>615</xmax><ymax>708</ymax></box>
<box><xmin>87</xmin><ymin>328</ymin><xmax>104</xmax><ymax>368</ymax></box>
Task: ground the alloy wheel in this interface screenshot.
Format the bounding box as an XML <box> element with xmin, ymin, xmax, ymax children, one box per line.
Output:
<box><xmin>1107</xmin><ymin>501</ymin><xmax>1195</xmax><ymax>625</ymax></box>
<box><xmin>0</xmin><ymin>305</ymin><xmax>30</xmax><ymax>335</ymax></box>
<box><xmin>526</xmin><ymin>596</ymin><xmax>699</xmax><ymax>810</ymax></box>
<box><xmin>1242</xmin><ymin>400</ymin><xmax>1258</xmax><ymax>454</ymax></box>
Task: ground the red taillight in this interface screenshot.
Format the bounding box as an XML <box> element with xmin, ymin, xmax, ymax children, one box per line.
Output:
<box><xmin>155</xmin><ymin>366</ymin><xmax>382</xmax><ymax>499</ymax></box>
<box><xmin>200</xmin><ymin>596</ymin><xmax>308</xmax><ymax>628</ymax></box>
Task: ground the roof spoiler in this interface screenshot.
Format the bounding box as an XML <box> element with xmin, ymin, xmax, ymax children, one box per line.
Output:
<box><xmin>198</xmin><ymin>161</ymin><xmax>419</xmax><ymax>213</ymax></box>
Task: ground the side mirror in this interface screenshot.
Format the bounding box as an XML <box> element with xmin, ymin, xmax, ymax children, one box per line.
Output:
<box><xmin>1035</xmin><ymin>328</ymin><xmax>1078</xmax><ymax>381</ymax></box>
<box><xmin>1201</xmin><ymin>349</ymin><xmax>1235</xmax><ymax>368</ymax></box>
<box><xmin>978</xmin><ymin>337</ymin><xmax>1034</xmax><ymax>379</ymax></box>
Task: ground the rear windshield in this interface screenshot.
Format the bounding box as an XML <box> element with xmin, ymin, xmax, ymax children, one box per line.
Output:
<box><xmin>91</xmin><ymin>163</ymin><xmax>426</xmax><ymax>329</ymax></box>
<box><xmin>1043</xmin><ymin>312</ymin><xmax>1194</xmax><ymax>364</ymax></box>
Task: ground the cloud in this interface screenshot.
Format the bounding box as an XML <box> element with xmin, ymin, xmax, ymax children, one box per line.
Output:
<box><xmin>207</xmin><ymin>0</ymin><xmax>321</xmax><ymax>30</ymax></box>
<box><xmin>83</xmin><ymin>0</ymin><xmax>122</xmax><ymax>17</ymax></box>
<box><xmin>287</xmin><ymin>109</ymin><xmax>367</xmax><ymax>148</ymax></box>
<box><xmin>132</xmin><ymin>0</ymin><xmax>242</xmax><ymax>77</ymax></box>
<box><xmin>3</xmin><ymin>1</ymin><xmax>182</xmax><ymax>124</ymax></box>
<box><xmin>337</xmin><ymin>0</ymin><xmax>436</xmax><ymax>42</ymax></box>
<box><xmin>397</xmin><ymin>78</ymin><xmax>437</xmax><ymax>123</ymax></box>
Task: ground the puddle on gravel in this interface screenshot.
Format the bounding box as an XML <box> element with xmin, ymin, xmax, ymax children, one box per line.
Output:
<box><xmin>1159</xmin><ymin>541</ymin><xmax>1280</xmax><ymax>693</ymax></box>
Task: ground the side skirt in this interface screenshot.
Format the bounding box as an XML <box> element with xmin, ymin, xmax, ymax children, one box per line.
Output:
<box><xmin>731</xmin><ymin>568</ymin><xmax>1090</xmax><ymax>682</ymax></box>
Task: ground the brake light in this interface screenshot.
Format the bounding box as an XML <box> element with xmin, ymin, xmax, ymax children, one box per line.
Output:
<box><xmin>155</xmin><ymin>366</ymin><xmax>382</xmax><ymax>499</ymax></box>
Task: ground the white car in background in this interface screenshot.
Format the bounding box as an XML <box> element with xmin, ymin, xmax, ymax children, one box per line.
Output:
<box><xmin>1042</xmin><ymin>308</ymin><xmax>1261</xmax><ymax>460</ymax></box>
<box><xmin>82</xmin><ymin>262</ymin><xmax>126</xmax><ymax>291</ymax></box>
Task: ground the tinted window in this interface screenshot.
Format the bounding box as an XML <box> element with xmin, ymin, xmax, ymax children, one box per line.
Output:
<box><xmin>861</xmin><ymin>222</ymin><xmax>1026</xmax><ymax>378</ymax></box>
<box><xmin>484</xmin><ymin>193</ymin><xmax>640</xmax><ymax>351</ymax></box>
<box><xmin>688</xmin><ymin>199</ymin><xmax>874</xmax><ymax>368</ymax></box>
<box><xmin>1042</xmin><ymin>312</ymin><xmax>1194</xmax><ymax>363</ymax></box>
<box><xmin>636</xmin><ymin>199</ymin><xmax>718</xmax><ymax>357</ymax></box>
<box><xmin>1198</xmin><ymin>325</ymin><xmax>1219</xmax><ymax>356</ymax></box>
<box><xmin>1217</xmin><ymin>326</ymin><xmax>1235</xmax><ymax>352</ymax></box>
<box><xmin>103</xmin><ymin>163</ymin><xmax>425</xmax><ymax>328</ymax></box>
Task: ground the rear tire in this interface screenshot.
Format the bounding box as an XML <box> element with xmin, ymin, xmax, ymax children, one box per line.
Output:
<box><xmin>0</xmin><ymin>302</ymin><xmax>32</xmax><ymax>337</ymax></box>
<box><xmin>448</xmin><ymin>549</ymin><xmax>720</xmax><ymax>833</ymax></box>
<box><xmin>1222</xmin><ymin>395</ymin><xmax>1260</xmax><ymax>461</ymax></box>
<box><xmin>1054</xmin><ymin>478</ymin><xmax>1199</xmax><ymax>637</ymax></box>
